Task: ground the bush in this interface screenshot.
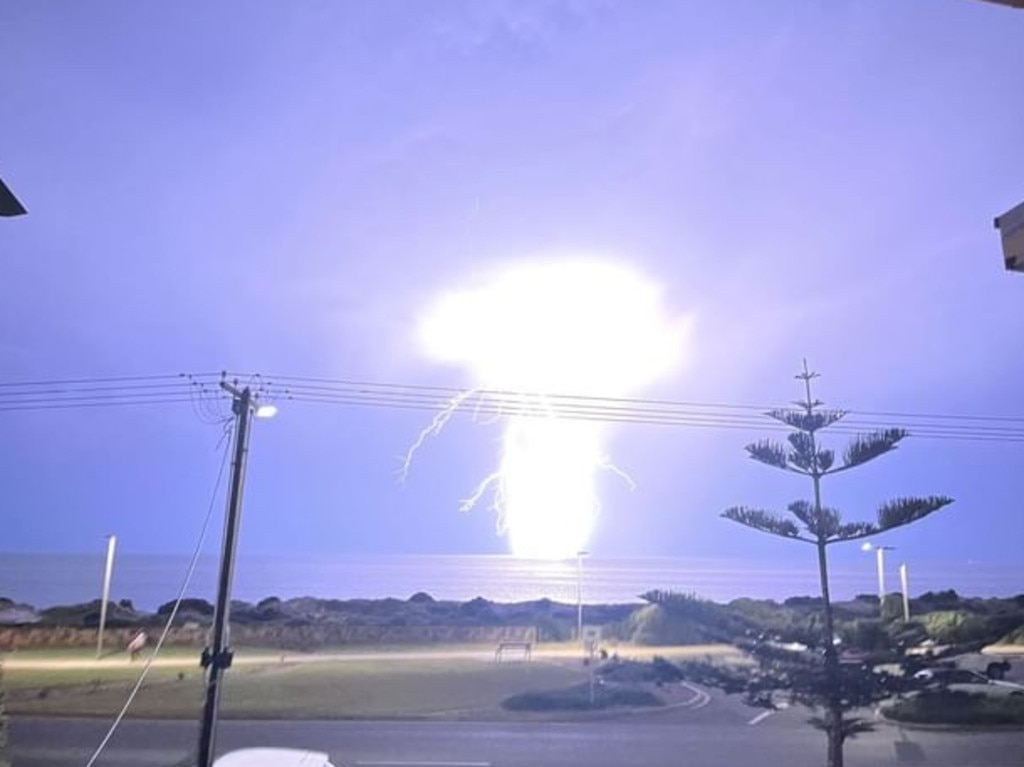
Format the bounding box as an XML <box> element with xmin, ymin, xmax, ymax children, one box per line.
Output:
<box><xmin>598</xmin><ymin>657</ymin><xmax>683</xmax><ymax>686</ymax></box>
<box><xmin>629</xmin><ymin>604</ymin><xmax>707</xmax><ymax>645</ymax></box>
<box><xmin>838</xmin><ymin>619</ymin><xmax>891</xmax><ymax>652</ymax></box>
<box><xmin>919</xmin><ymin>610</ymin><xmax>1023</xmax><ymax>645</ymax></box>
<box><xmin>532</xmin><ymin>614</ymin><xmax>570</xmax><ymax>642</ymax></box>
<box><xmin>502</xmin><ymin>683</ymin><xmax>664</xmax><ymax>711</ymax></box>
<box><xmin>885</xmin><ymin>690</ymin><xmax>1024</xmax><ymax>726</ymax></box>
<box><xmin>1002</xmin><ymin>624</ymin><xmax>1024</xmax><ymax>644</ymax></box>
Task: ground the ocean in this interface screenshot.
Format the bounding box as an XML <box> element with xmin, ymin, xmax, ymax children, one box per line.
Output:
<box><xmin>1</xmin><ymin>553</ymin><xmax>1020</xmax><ymax>611</ymax></box>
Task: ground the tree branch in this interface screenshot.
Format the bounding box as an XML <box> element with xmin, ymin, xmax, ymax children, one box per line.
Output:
<box><xmin>768</xmin><ymin>408</ymin><xmax>847</xmax><ymax>433</ymax></box>
<box><xmin>877</xmin><ymin>495</ymin><xmax>953</xmax><ymax>531</ymax></box>
<box><xmin>746</xmin><ymin>440</ymin><xmax>806</xmax><ymax>473</ymax></box>
<box><xmin>839</xmin><ymin>428</ymin><xmax>908</xmax><ymax>470</ymax></box>
<box><xmin>721</xmin><ymin>507</ymin><xmax>814</xmax><ymax>542</ymax></box>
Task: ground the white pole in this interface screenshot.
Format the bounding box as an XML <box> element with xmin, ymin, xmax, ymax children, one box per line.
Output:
<box><xmin>876</xmin><ymin>547</ymin><xmax>886</xmax><ymax>609</ymax></box>
<box><xmin>97</xmin><ymin>534</ymin><xmax>117</xmax><ymax>659</ymax></box>
<box><xmin>900</xmin><ymin>563</ymin><xmax>911</xmax><ymax>622</ymax></box>
<box><xmin>576</xmin><ymin>553</ymin><xmax>584</xmax><ymax>650</ymax></box>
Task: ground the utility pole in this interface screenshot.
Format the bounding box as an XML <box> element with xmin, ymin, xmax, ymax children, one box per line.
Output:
<box><xmin>196</xmin><ymin>384</ymin><xmax>253</xmax><ymax>767</ymax></box>
<box><xmin>96</xmin><ymin>535</ymin><xmax>117</xmax><ymax>659</ymax></box>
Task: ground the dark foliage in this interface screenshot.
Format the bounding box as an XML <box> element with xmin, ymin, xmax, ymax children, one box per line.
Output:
<box><xmin>502</xmin><ymin>683</ymin><xmax>664</xmax><ymax>711</ymax></box>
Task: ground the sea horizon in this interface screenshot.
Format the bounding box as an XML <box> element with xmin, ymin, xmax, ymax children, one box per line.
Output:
<box><xmin>1</xmin><ymin>552</ymin><xmax>1020</xmax><ymax>612</ymax></box>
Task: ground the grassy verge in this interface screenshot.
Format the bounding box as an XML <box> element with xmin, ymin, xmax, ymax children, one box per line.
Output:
<box><xmin>4</xmin><ymin>655</ymin><xmax>586</xmax><ymax>719</ymax></box>
<box><xmin>884</xmin><ymin>690</ymin><xmax>1024</xmax><ymax>726</ymax></box>
<box><xmin>1</xmin><ymin>642</ymin><xmax>738</xmax><ymax>720</ymax></box>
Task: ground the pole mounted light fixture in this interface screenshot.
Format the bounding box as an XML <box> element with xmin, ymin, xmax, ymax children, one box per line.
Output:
<box><xmin>861</xmin><ymin>542</ymin><xmax>896</xmax><ymax>615</ymax></box>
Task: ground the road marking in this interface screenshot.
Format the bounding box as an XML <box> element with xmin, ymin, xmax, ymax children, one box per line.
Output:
<box><xmin>747</xmin><ymin>710</ymin><xmax>774</xmax><ymax>725</ymax></box>
<box><xmin>680</xmin><ymin>681</ymin><xmax>712</xmax><ymax>709</ymax></box>
<box><xmin>356</xmin><ymin>762</ymin><xmax>491</xmax><ymax>767</ymax></box>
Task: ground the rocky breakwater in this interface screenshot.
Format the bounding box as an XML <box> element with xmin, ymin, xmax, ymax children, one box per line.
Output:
<box><xmin>0</xmin><ymin>593</ymin><xmax>638</xmax><ymax>651</ymax></box>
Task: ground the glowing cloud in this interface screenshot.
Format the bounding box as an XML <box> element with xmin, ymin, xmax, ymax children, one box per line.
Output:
<box><xmin>412</xmin><ymin>256</ymin><xmax>691</xmax><ymax>559</ymax></box>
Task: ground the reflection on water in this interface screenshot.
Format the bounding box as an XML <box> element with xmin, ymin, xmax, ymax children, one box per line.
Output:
<box><xmin>1</xmin><ymin>553</ymin><xmax>1020</xmax><ymax>611</ymax></box>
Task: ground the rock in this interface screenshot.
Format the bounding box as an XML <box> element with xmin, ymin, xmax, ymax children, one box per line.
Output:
<box><xmin>0</xmin><ymin>605</ymin><xmax>41</xmax><ymax>625</ymax></box>
<box><xmin>158</xmin><ymin>598</ymin><xmax>214</xmax><ymax>617</ymax></box>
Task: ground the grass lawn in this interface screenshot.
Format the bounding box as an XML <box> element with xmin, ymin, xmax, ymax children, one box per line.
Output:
<box><xmin>1</xmin><ymin>642</ymin><xmax>739</xmax><ymax>719</ymax></box>
<box><xmin>3</xmin><ymin>654</ymin><xmax>586</xmax><ymax>719</ymax></box>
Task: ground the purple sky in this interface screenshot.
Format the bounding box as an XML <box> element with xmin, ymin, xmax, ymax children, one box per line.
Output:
<box><xmin>2</xmin><ymin>1</ymin><xmax>1023</xmax><ymax>580</ymax></box>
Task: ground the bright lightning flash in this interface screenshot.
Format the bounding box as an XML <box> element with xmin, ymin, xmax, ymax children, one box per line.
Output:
<box><xmin>413</xmin><ymin>257</ymin><xmax>690</xmax><ymax>559</ymax></box>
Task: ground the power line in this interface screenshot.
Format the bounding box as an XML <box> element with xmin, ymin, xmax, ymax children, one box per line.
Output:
<box><xmin>0</xmin><ymin>373</ymin><xmax>199</xmax><ymax>389</ymax></box>
<box><xmin>1</xmin><ymin>371</ymin><xmax>1023</xmax><ymax>442</ymax></box>
<box><xmin>277</xmin><ymin>392</ymin><xmax>1024</xmax><ymax>443</ymax></box>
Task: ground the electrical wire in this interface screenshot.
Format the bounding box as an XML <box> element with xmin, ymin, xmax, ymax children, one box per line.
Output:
<box><xmin>278</xmin><ymin>392</ymin><xmax>1024</xmax><ymax>442</ymax></box>
<box><xmin>2</xmin><ymin>371</ymin><xmax>1024</xmax><ymax>442</ymax></box>
<box><xmin>0</xmin><ymin>373</ymin><xmax>195</xmax><ymax>388</ymax></box>
<box><xmin>83</xmin><ymin>424</ymin><xmax>233</xmax><ymax>767</ymax></box>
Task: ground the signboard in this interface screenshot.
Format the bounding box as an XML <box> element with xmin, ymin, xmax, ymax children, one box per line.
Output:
<box><xmin>995</xmin><ymin>198</ymin><xmax>1024</xmax><ymax>273</ymax></box>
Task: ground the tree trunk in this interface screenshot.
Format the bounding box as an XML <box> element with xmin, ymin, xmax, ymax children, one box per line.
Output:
<box><xmin>815</xmin><ymin>537</ymin><xmax>843</xmax><ymax>767</ymax></box>
<box><xmin>826</xmin><ymin>701</ymin><xmax>844</xmax><ymax>767</ymax></box>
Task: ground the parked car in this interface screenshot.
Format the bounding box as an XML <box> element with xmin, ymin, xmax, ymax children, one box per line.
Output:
<box><xmin>947</xmin><ymin>653</ymin><xmax>1013</xmax><ymax>680</ymax></box>
<box><xmin>214</xmin><ymin>749</ymin><xmax>338</xmax><ymax>767</ymax></box>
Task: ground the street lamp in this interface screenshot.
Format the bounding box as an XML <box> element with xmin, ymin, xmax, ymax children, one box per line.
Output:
<box><xmin>575</xmin><ymin>550</ymin><xmax>589</xmax><ymax>652</ymax></box>
<box><xmin>860</xmin><ymin>542</ymin><xmax>895</xmax><ymax>615</ymax></box>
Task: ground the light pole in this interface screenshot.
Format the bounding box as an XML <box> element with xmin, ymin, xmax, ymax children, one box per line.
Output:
<box><xmin>196</xmin><ymin>383</ymin><xmax>275</xmax><ymax>767</ymax></box>
<box><xmin>96</xmin><ymin>534</ymin><xmax>117</xmax><ymax>659</ymax></box>
<box><xmin>575</xmin><ymin>550</ymin><xmax>589</xmax><ymax>652</ymax></box>
<box><xmin>899</xmin><ymin>563</ymin><xmax>911</xmax><ymax>622</ymax></box>
<box><xmin>861</xmin><ymin>542</ymin><xmax>895</xmax><ymax>616</ymax></box>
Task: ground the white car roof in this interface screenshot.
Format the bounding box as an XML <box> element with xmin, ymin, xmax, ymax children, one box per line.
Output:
<box><xmin>213</xmin><ymin>748</ymin><xmax>335</xmax><ymax>767</ymax></box>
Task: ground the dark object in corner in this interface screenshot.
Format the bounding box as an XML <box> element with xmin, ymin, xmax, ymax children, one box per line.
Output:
<box><xmin>0</xmin><ymin>175</ymin><xmax>27</xmax><ymax>216</ymax></box>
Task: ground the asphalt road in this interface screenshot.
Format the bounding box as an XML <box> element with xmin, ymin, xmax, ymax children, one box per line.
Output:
<box><xmin>10</xmin><ymin>688</ymin><xmax>1024</xmax><ymax>767</ymax></box>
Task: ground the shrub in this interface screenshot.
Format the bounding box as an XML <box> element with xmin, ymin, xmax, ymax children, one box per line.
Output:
<box><xmin>919</xmin><ymin>610</ymin><xmax>1023</xmax><ymax>645</ymax></box>
<box><xmin>885</xmin><ymin>690</ymin><xmax>1024</xmax><ymax>726</ymax></box>
<box><xmin>502</xmin><ymin>683</ymin><xmax>663</xmax><ymax>711</ymax></box>
<box><xmin>629</xmin><ymin>604</ymin><xmax>707</xmax><ymax>645</ymax></box>
<box><xmin>1001</xmin><ymin>624</ymin><xmax>1024</xmax><ymax>644</ymax></box>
